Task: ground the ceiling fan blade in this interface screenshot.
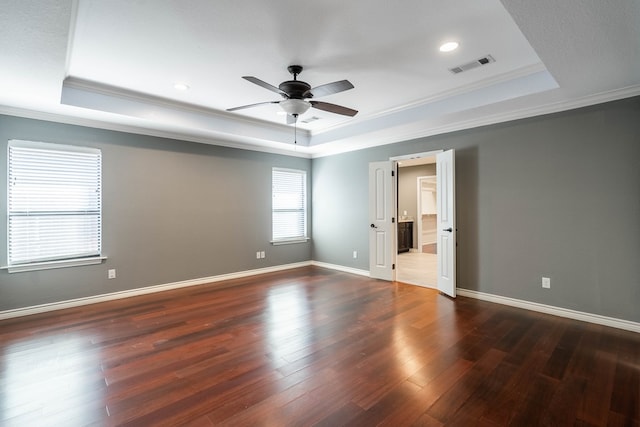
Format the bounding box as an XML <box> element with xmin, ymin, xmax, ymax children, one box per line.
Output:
<box><xmin>310</xmin><ymin>101</ymin><xmax>358</xmax><ymax>117</ymax></box>
<box><xmin>226</xmin><ymin>101</ymin><xmax>280</xmax><ymax>112</ymax></box>
<box><xmin>308</xmin><ymin>80</ymin><xmax>354</xmax><ymax>98</ymax></box>
<box><xmin>242</xmin><ymin>76</ymin><xmax>287</xmax><ymax>97</ymax></box>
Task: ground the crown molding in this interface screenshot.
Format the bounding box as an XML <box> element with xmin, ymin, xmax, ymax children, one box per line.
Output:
<box><xmin>310</xmin><ymin>63</ymin><xmax>549</xmax><ymax>137</ymax></box>
<box><xmin>0</xmin><ymin>103</ymin><xmax>313</xmax><ymax>158</ymax></box>
<box><xmin>309</xmin><ymin>84</ymin><xmax>640</xmax><ymax>158</ymax></box>
<box><xmin>62</xmin><ymin>76</ymin><xmax>302</xmax><ymax>136</ymax></box>
<box><xmin>3</xmin><ymin>82</ymin><xmax>639</xmax><ymax>160</ymax></box>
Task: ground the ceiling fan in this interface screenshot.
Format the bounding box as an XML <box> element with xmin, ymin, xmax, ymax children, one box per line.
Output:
<box><xmin>227</xmin><ymin>65</ymin><xmax>358</xmax><ymax>124</ymax></box>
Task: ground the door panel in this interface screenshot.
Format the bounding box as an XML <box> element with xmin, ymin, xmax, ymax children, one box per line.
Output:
<box><xmin>369</xmin><ymin>161</ymin><xmax>396</xmax><ymax>281</ymax></box>
<box><xmin>436</xmin><ymin>150</ymin><xmax>456</xmax><ymax>297</ymax></box>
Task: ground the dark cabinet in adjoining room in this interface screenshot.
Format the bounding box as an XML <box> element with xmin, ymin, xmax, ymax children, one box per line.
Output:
<box><xmin>398</xmin><ymin>221</ymin><xmax>413</xmax><ymax>253</ymax></box>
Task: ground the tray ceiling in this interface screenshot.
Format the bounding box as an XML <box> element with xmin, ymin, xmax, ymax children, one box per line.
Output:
<box><xmin>1</xmin><ymin>0</ymin><xmax>638</xmax><ymax>156</ymax></box>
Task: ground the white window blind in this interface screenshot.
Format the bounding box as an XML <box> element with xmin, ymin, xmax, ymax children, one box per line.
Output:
<box><xmin>7</xmin><ymin>140</ymin><xmax>102</xmax><ymax>268</ymax></box>
<box><xmin>272</xmin><ymin>168</ymin><xmax>307</xmax><ymax>242</ymax></box>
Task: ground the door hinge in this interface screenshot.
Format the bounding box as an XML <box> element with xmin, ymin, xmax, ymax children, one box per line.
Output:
<box><xmin>392</xmin><ymin>264</ymin><xmax>395</xmax><ymax>270</ymax></box>
<box><xmin>391</xmin><ymin>170</ymin><xmax>395</xmax><ymax>177</ymax></box>
<box><xmin>392</xmin><ymin>217</ymin><xmax>395</xmax><ymax>223</ymax></box>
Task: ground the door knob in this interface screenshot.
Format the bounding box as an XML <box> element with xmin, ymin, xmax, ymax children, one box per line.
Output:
<box><xmin>443</xmin><ymin>227</ymin><xmax>453</xmax><ymax>232</ymax></box>
<box><xmin>370</xmin><ymin>224</ymin><xmax>378</xmax><ymax>229</ymax></box>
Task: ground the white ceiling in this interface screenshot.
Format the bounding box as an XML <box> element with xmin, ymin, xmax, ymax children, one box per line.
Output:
<box><xmin>1</xmin><ymin>0</ymin><xmax>639</xmax><ymax>157</ymax></box>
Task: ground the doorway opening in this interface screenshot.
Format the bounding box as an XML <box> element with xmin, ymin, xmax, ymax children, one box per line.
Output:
<box><xmin>396</xmin><ymin>157</ymin><xmax>437</xmax><ymax>288</ymax></box>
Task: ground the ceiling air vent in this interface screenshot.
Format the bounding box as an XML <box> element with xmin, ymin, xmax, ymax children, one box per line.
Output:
<box><xmin>449</xmin><ymin>55</ymin><xmax>495</xmax><ymax>74</ymax></box>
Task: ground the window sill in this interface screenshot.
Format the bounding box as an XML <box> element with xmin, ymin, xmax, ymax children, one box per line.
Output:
<box><xmin>271</xmin><ymin>237</ymin><xmax>311</xmax><ymax>246</ymax></box>
<box><xmin>2</xmin><ymin>256</ymin><xmax>107</xmax><ymax>273</ymax></box>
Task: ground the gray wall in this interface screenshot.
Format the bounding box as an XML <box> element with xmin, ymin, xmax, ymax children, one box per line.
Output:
<box><xmin>0</xmin><ymin>115</ymin><xmax>311</xmax><ymax>310</ymax></box>
<box><xmin>312</xmin><ymin>96</ymin><xmax>640</xmax><ymax>323</ymax></box>
<box><xmin>2</xmin><ymin>97</ymin><xmax>639</xmax><ymax>323</ymax></box>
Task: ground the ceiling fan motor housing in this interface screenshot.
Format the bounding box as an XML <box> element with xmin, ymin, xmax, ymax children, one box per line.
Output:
<box><xmin>279</xmin><ymin>80</ymin><xmax>312</xmax><ymax>99</ymax></box>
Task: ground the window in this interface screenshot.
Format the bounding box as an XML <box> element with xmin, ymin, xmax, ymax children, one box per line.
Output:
<box><xmin>7</xmin><ymin>140</ymin><xmax>102</xmax><ymax>272</ymax></box>
<box><xmin>272</xmin><ymin>168</ymin><xmax>308</xmax><ymax>243</ymax></box>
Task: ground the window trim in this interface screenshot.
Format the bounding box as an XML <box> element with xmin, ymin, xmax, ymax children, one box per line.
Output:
<box><xmin>271</xmin><ymin>167</ymin><xmax>309</xmax><ymax>245</ymax></box>
<box><xmin>4</xmin><ymin>256</ymin><xmax>106</xmax><ymax>273</ymax></box>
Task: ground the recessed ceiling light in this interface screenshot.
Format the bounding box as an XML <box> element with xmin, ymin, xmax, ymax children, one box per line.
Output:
<box><xmin>439</xmin><ymin>42</ymin><xmax>459</xmax><ymax>52</ymax></box>
<box><xmin>173</xmin><ymin>82</ymin><xmax>190</xmax><ymax>91</ymax></box>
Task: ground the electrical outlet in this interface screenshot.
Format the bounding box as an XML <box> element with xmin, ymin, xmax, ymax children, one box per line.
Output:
<box><xmin>353</xmin><ymin>250</ymin><xmax>358</xmax><ymax>259</ymax></box>
<box><xmin>260</xmin><ymin>251</ymin><xmax>265</xmax><ymax>259</ymax></box>
<box><xmin>542</xmin><ymin>277</ymin><xmax>551</xmax><ymax>289</ymax></box>
<box><xmin>256</xmin><ymin>251</ymin><xmax>261</xmax><ymax>259</ymax></box>
<box><xmin>108</xmin><ymin>269</ymin><xmax>116</xmax><ymax>279</ymax></box>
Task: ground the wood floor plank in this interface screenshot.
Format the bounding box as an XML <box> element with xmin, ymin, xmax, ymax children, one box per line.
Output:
<box><xmin>507</xmin><ymin>374</ymin><xmax>559</xmax><ymax>426</ymax></box>
<box><xmin>480</xmin><ymin>316</ymin><xmax>568</xmax><ymax>425</ymax></box>
<box><xmin>348</xmin><ymin>379</ymin><xmax>424</xmax><ymax>426</ymax></box>
<box><xmin>539</xmin><ymin>375</ymin><xmax>587</xmax><ymax>426</ymax></box>
<box><xmin>426</xmin><ymin>348</ymin><xmax>506</xmax><ymax>423</ymax></box>
<box><xmin>444</xmin><ymin>359</ymin><xmax>519</xmax><ymax>426</ymax></box>
<box><xmin>542</xmin><ymin>323</ymin><xmax>584</xmax><ymax>380</ymax></box>
<box><xmin>313</xmin><ymin>402</ymin><xmax>364</xmax><ymax>427</ymax></box>
<box><xmin>1</xmin><ymin>266</ymin><xmax>638</xmax><ymax>426</ymax></box>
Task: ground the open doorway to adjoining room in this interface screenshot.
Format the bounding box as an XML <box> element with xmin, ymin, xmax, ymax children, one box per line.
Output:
<box><xmin>396</xmin><ymin>157</ymin><xmax>437</xmax><ymax>288</ymax></box>
<box><xmin>369</xmin><ymin>149</ymin><xmax>455</xmax><ymax>297</ymax></box>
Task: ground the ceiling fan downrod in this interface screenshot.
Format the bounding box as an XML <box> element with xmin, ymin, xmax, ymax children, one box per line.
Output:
<box><xmin>288</xmin><ymin>65</ymin><xmax>303</xmax><ymax>81</ymax></box>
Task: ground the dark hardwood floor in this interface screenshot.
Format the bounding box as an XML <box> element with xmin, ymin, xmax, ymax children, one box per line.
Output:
<box><xmin>0</xmin><ymin>266</ymin><xmax>638</xmax><ymax>426</ymax></box>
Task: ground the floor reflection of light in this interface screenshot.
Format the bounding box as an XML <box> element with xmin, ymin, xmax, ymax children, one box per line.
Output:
<box><xmin>0</xmin><ymin>333</ymin><xmax>105</xmax><ymax>424</ymax></box>
<box><xmin>266</xmin><ymin>284</ymin><xmax>312</xmax><ymax>365</ymax></box>
<box><xmin>392</xmin><ymin>322</ymin><xmax>423</xmax><ymax>378</ymax></box>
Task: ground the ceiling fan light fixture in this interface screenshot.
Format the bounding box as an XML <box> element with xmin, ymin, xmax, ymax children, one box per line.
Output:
<box><xmin>280</xmin><ymin>99</ymin><xmax>311</xmax><ymax>116</ymax></box>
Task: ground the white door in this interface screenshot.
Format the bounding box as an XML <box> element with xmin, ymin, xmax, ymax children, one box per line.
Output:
<box><xmin>368</xmin><ymin>161</ymin><xmax>396</xmax><ymax>281</ymax></box>
<box><xmin>436</xmin><ymin>149</ymin><xmax>456</xmax><ymax>297</ymax></box>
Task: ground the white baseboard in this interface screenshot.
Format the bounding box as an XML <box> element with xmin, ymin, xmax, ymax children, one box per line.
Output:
<box><xmin>310</xmin><ymin>261</ymin><xmax>370</xmax><ymax>277</ymax></box>
<box><xmin>3</xmin><ymin>261</ymin><xmax>637</xmax><ymax>335</ymax></box>
<box><xmin>0</xmin><ymin>261</ymin><xmax>312</xmax><ymax>320</ymax></box>
<box><xmin>457</xmin><ymin>288</ymin><xmax>640</xmax><ymax>334</ymax></box>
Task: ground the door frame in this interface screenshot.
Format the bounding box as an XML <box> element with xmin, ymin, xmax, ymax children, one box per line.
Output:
<box><xmin>391</xmin><ymin>150</ymin><xmax>442</xmax><ymax>259</ymax></box>
<box><xmin>390</xmin><ymin>150</ymin><xmax>443</xmax><ymax>164</ymax></box>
